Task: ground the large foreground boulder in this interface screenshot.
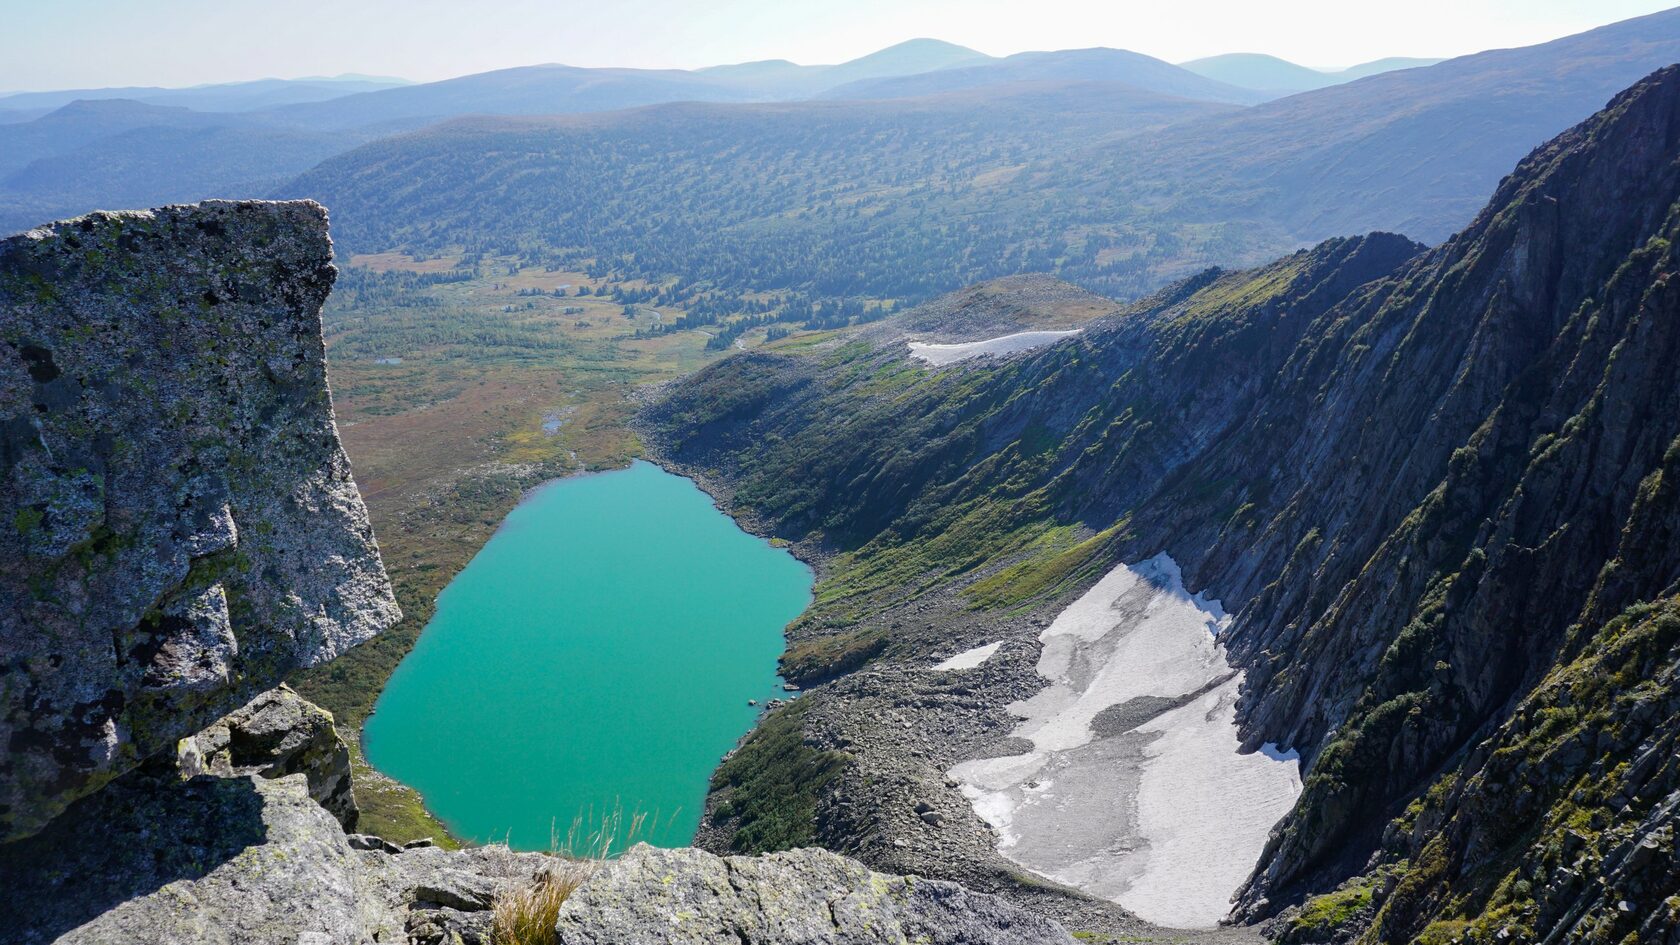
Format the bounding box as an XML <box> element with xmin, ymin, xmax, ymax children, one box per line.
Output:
<box><xmin>4</xmin><ymin>681</ymin><xmax>1073</xmax><ymax>945</ymax></box>
<box><xmin>556</xmin><ymin>844</ymin><xmax>1077</xmax><ymax>945</ymax></box>
<box><xmin>177</xmin><ymin>683</ymin><xmax>358</xmax><ymax>830</ymax></box>
<box><xmin>0</xmin><ymin>201</ymin><xmax>400</xmax><ymax>840</ymax></box>
<box><xmin>2</xmin><ymin>761</ymin><xmax>549</xmax><ymax>945</ymax></box>
<box><xmin>6</xmin><ymin>766</ymin><xmax>1074</xmax><ymax>945</ymax></box>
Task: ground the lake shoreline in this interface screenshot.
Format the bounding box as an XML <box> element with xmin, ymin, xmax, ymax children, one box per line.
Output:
<box><xmin>361</xmin><ymin>460</ymin><xmax>814</xmax><ymax>851</ymax></box>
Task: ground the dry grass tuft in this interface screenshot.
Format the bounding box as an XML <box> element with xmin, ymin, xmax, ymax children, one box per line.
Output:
<box><xmin>491</xmin><ymin>861</ymin><xmax>592</xmax><ymax>945</ymax></box>
<box><xmin>489</xmin><ymin>807</ymin><xmax>649</xmax><ymax>945</ymax></box>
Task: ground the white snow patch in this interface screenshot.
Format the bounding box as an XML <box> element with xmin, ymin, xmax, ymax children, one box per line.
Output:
<box><xmin>948</xmin><ymin>553</ymin><xmax>1302</xmax><ymax>929</ymax></box>
<box><xmin>932</xmin><ymin>641</ymin><xmax>1003</xmax><ymax>671</ymax></box>
<box><xmin>908</xmin><ymin>330</ymin><xmax>1081</xmax><ymax>366</ymax></box>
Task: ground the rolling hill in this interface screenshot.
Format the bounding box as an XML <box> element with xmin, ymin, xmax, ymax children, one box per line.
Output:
<box><xmin>1103</xmin><ymin>4</ymin><xmax>1680</xmax><ymax>242</ymax></box>
<box><xmin>697</xmin><ymin>39</ymin><xmax>993</xmax><ymax>97</ymax></box>
<box><xmin>1177</xmin><ymin>52</ymin><xmax>1341</xmax><ymax>91</ymax></box>
<box><xmin>820</xmin><ymin>47</ymin><xmax>1267</xmax><ymax>104</ymax></box>
<box><xmin>264</xmin><ymin>39</ymin><xmax>998</xmax><ymax>131</ymax></box>
<box><xmin>278</xmin><ymin>81</ymin><xmax>1251</xmax><ymax>304</ymax></box>
<box><xmin>0</xmin><ymin>100</ymin><xmax>372</xmax><ymax>232</ymax></box>
<box><xmin>278</xmin><ymin>7</ymin><xmax>1680</xmax><ymax>322</ymax></box>
<box><xmin>0</xmin><ymin>39</ymin><xmax>1006</xmax><ymax>232</ymax></box>
<box><xmin>0</xmin><ymin>74</ymin><xmax>410</xmax><ymax>115</ymax></box>
<box><xmin>259</xmin><ymin>63</ymin><xmax>760</xmax><ymax>131</ymax></box>
<box><xmin>1178</xmin><ymin>53</ymin><xmax>1446</xmax><ymax>92</ymax></box>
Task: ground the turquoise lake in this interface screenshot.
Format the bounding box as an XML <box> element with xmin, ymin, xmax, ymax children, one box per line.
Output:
<box><xmin>363</xmin><ymin>460</ymin><xmax>812</xmax><ymax>850</ymax></box>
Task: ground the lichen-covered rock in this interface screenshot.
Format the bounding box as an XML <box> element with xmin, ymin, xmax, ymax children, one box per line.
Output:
<box><xmin>6</xmin><ymin>761</ymin><xmax>1068</xmax><ymax>945</ymax></box>
<box><xmin>177</xmin><ymin>683</ymin><xmax>358</xmax><ymax>830</ymax></box>
<box><xmin>555</xmin><ymin>843</ymin><xmax>1076</xmax><ymax>945</ymax></box>
<box><xmin>0</xmin><ymin>200</ymin><xmax>400</xmax><ymax>841</ymax></box>
<box><xmin>4</xmin><ymin>767</ymin><xmax>378</xmax><ymax>945</ymax></box>
<box><xmin>1</xmin><ymin>760</ymin><xmax>547</xmax><ymax>945</ymax></box>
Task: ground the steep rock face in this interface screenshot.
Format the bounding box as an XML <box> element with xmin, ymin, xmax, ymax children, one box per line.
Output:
<box><xmin>649</xmin><ymin>231</ymin><xmax>1422</xmax><ymax>670</ymax></box>
<box><xmin>7</xmin><ymin>766</ymin><xmax>384</xmax><ymax>945</ymax></box>
<box><xmin>1204</xmin><ymin>62</ymin><xmax>1680</xmax><ymax>919</ymax></box>
<box><xmin>0</xmin><ymin>200</ymin><xmax>400</xmax><ymax>840</ymax></box>
<box><xmin>645</xmin><ymin>67</ymin><xmax>1680</xmax><ymax>940</ymax></box>
<box><xmin>1352</xmin><ymin>601</ymin><xmax>1680</xmax><ymax>944</ymax></box>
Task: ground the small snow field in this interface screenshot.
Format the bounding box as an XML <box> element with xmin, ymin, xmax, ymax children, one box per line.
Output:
<box><xmin>949</xmin><ymin>553</ymin><xmax>1302</xmax><ymax>929</ymax></box>
<box><xmin>931</xmin><ymin>641</ymin><xmax>1003</xmax><ymax>671</ymax></box>
<box><xmin>907</xmin><ymin>329</ymin><xmax>1081</xmax><ymax>366</ymax></box>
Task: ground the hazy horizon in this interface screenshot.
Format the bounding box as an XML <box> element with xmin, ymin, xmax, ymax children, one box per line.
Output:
<box><xmin>3</xmin><ymin>0</ymin><xmax>1673</xmax><ymax>94</ymax></box>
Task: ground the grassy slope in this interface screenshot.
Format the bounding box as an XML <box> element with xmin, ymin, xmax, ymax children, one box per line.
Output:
<box><xmin>648</xmin><ymin>236</ymin><xmax>1420</xmax><ymax>677</ymax></box>
<box><xmin>643</xmin><ymin>243</ymin><xmax>1423</xmax><ymax>856</ymax></box>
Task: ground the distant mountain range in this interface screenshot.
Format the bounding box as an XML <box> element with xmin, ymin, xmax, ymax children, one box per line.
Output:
<box><xmin>0</xmin><ymin>42</ymin><xmax>1429</xmax><ymax>128</ymax></box>
<box><xmin>0</xmin><ymin>74</ymin><xmax>411</xmax><ymax>116</ymax></box>
<box><xmin>267</xmin><ymin>6</ymin><xmax>1680</xmax><ymax>316</ymax></box>
<box><xmin>0</xmin><ymin>12</ymin><xmax>1673</xmax><ymax>248</ymax></box>
<box><xmin>819</xmin><ymin>48</ymin><xmax>1266</xmax><ymax>104</ymax></box>
<box><xmin>1107</xmin><ymin>6</ymin><xmax>1680</xmax><ymax>242</ymax></box>
<box><xmin>1177</xmin><ymin>53</ymin><xmax>1443</xmax><ymax>92</ymax></box>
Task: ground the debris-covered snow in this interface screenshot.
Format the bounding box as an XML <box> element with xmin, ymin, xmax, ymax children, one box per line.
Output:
<box><xmin>949</xmin><ymin>553</ymin><xmax>1301</xmax><ymax>929</ymax></box>
<box><xmin>908</xmin><ymin>330</ymin><xmax>1081</xmax><ymax>366</ymax></box>
<box><xmin>932</xmin><ymin>641</ymin><xmax>1003</xmax><ymax>671</ymax></box>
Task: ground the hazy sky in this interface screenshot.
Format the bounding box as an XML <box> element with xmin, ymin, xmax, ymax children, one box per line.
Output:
<box><xmin>3</xmin><ymin>0</ymin><xmax>1674</xmax><ymax>91</ymax></box>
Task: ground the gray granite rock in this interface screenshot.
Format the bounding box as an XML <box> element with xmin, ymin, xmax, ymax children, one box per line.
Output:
<box><xmin>7</xmin><ymin>760</ymin><xmax>1072</xmax><ymax>945</ymax></box>
<box><xmin>4</xmin><ymin>769</ymin><xmax>380</xmax><ymax>945</ymax></box>
<box><xmin>3</xmin><ymin>759</ymin><xmax>550</xmax><ymax>945</ymax></box>
<box><xmin>177</xmin><ymin>683</ymin><xmax>358</xmax><ymax>829</ymax></box>
<box><xmin>0</xmin><ymin>200</ymin><xmax>400</xmax><ymax>840</ymax></box>
<box><xmin>555</xmin><ymin>843</ymin><xmax>1077</xmax><ymax>945</ymax></box>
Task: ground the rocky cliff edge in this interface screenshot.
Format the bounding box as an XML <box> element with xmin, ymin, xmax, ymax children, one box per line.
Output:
<box><xmin>0</xmin><ymin>200</ymin><xmax>400</xmax><ymax>840</ymax></box>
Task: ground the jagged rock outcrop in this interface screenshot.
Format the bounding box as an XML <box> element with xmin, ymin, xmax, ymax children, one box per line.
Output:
<box><xmin>177</xmin><ymin>683</ymin><xmax>358</xmax><ymax>829</ymax></box>
<box><xmin>0</xmin><ymin>200</ymin><xmax>400</xmax><ymax>840</ymax></box>
<box><xmin>2</xmin><ymin>751</ymin><xmax>550</xmax><ymax>945</ymax></box>
<box><xmin>556</xmin><ymin>844</ymin><xmax>1076</xmax><ymax>945</ymax></box>
<box><xmin>645</xmin><ymin>67</ymin><xmax>1680</xmax><ymax>942</ymax></box>
<box><xmin>1204</xmin><ymin>64</ymin><xmax>1680</xmax><ymax>936</ymax></box>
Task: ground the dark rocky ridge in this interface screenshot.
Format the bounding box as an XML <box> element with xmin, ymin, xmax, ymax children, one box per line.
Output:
<box><xmin>645</xmin><ymin>66</ymin><xmax>1680</xmax><ymax>941</ymax></box>
<box><xmin>0</xmin><ymin>200</ymin><xmax>400</xmax><ymax>840</ymax></box>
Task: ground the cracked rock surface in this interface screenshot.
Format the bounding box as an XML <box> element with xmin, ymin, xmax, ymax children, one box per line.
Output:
<box><xmin>556</xmin><ymin>843</ymin><xmax>1076</xmax><ymax>945</ymax></box>
<box><xmin>0</xmin><ymin>200</ymin><xmax>399</xmax><ymax>841</ymax></box>
<box><xmin>176</xmin><ymin>683</ymin><xmax>359</xmax><ymax>830</ymax></box>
